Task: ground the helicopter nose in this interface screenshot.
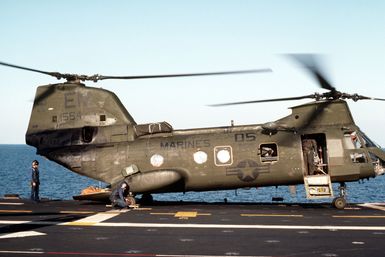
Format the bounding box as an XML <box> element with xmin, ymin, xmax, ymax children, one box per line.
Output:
<box><xmin>25</xmin><ymin>133</ymin><xmax>40</xmax><ymax>148</ymax></box>
<box><xmin>367</xmin><ymin>148</ymin><xmax>385</xmax><ymax>176</ymax></box>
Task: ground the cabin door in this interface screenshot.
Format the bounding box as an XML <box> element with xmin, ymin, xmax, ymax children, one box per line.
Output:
<box><xmin>301</xmin><ymin>133</ymin><xmax>333</xmax><ymax>199</ymax></box>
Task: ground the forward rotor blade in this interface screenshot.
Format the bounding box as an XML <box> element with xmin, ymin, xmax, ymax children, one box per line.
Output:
<box><xmin>289</xmin><ymin>54</ymin><xmax>336</xmax><ymax>92</ymax></box>
<box><xmin>209</xmin><ymin>94</ymin><xmax>316</xmax><ymax>107</ymax></box>
<box><xmin>1</xmin><ymin>61</ymin><xmax>271</xmax><ymax>82</ymax></box>
<box><xmin>0</xmin><ymin>61</ymin><xmax>62</xmax><ymax>79</ymax></box>
<box><xmin>97</xmin><ymin>69</ymin><xmax>272</xmax><ymax>81</ymax></box>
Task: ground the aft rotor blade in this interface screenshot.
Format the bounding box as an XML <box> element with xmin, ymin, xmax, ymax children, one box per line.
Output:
<box><xmin>289</xmin><ymin>54</ymin><xmax>336</xmax><ymax>92</ymax></box>
<box><xmin>97</xmin><ymin>69</ymin><xmax>272</xmax><ymax>81</ymax></box>
<box><xmin>279</xmin><ymin>100</ymin><xmax>332</xmax><ymax>147</ymax></box>
<box><xmin>209</xmin><ymin>94</ymin><xmax>316</xmax><ymax>107</ymax></box>
<box><xmin>369</xmin><ymin>97</ymin><xmax>385</xmax><ymax>101</ymax></box>
<box><xmin>346</xmin><ymin>93</ymin><xmax>385</xmax><ymax>102</ymax></box>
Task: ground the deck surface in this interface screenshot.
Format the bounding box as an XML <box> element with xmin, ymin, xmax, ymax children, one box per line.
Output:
<box><xmin>0</xmin><ymin>199</ymin><xmax>385</xmax><ymax>257</ymax></box>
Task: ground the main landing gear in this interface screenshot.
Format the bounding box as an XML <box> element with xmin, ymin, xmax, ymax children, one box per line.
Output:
<box><xmin>140</xmin><ymin>193</ymin><xmax>154</xmax><ymax>204</ymax></box>
<box><xmin>125</xmin><ymin>193</ymin><xmax>136</xmax><ymax>206</ymax></box>
<box><xmin>332</xmin><ymin>182</ymin><xmax>347</xmax><ymax>209</ymax></box>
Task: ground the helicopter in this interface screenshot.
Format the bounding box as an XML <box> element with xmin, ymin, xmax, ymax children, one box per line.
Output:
<box><xmin>1</xmin><ymin>55</ymin><xmax>384</xmax><ymax>209</ymax></box>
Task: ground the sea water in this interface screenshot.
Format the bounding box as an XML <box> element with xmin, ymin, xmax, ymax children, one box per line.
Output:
<box><xmin>0</xmin><ymin>144</ymin><xmax>384</xmax><ymax>203</ymax></box>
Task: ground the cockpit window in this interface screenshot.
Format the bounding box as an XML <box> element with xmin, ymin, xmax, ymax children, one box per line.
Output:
<box><xmin>358</xmin><ymin>131</ymin><xmax>380</xmax><ymax>148</ymax></box>
<box><xmin>344</xmin><ymin>132</ymin><xmax>361</xmax><ymax>149</ymax></box>
<box><xmin>344</xmin><ymin>131</ymin><xmax>381</xmax><ymax>149</ymax></box>
<box><xmin>369</xmin><ymin>152</ymin><xmax>385</xmax><ymax>176</ymax></box>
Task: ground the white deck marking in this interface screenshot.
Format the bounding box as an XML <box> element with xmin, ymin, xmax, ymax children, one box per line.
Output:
<box><xmin>333</xmin><ymin>215</ymin><xmax>385</xmax><ymax>218</ymax></box>
<box><xmin>0</xmin><ymin>220</ymin><xmax>30</xmax><ymax>225</ymax></box>
<box><xmin>0</xmin><ymin>251</ymin><xmax>43</xmax><ymax>254</ymax></box>
<box><xmin>0</xmin><ymin>251</ymin><xmax>268</xmax><ymax>256</ymax></box>
<box><xmin>59</xmin><ymin>211</ymin><xmax>95</xmax><ymax>214</ymax></box>
<box><xmin>94</xmin><ymin>222</ymin><xmax>385</xmax><ymax>231</ymax></box>
<box><xmin>60</xmin><ymin>210</ymin><xmax>122</xmax><ymax>226</ymax></box>
<box><xmin>0</xmin><ymin>220</ymin><xmax>384</xmax><ymax>231</ymax></box>
<box><xmin>0</xmin><ymin>220</ymin><xmax>59</xmax><ymax>226</ymax></box>
<box><xmin>358</xmin><ymin>203</ymin><xmax>385</xmax><ymax>211</ymax></box>
<box><xmin>158</xmin><ymin>255</ymin><xmax>271</xmax><ymax>257</ymax></box>
<box><xmin>241</xmin><ymin>214</ymin><xmax>303</xmax><ymax>217</ymax></box>
<box><xmin>0</xmin><ymin>202</ymin><xmax>24</xmax><ymax>205</ymax></box>
<box><xmin>0</xmin><ymin>210</ymin><xmax>32</xmax><ymax>213</ymax></box>
<box><xmin>0</xmin><ymin>231</ymin><xmax>46</xmax><ymax>239</ymax></box>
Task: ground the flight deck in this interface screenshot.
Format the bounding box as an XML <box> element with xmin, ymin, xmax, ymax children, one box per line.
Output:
<box><xmin>0</xmin><ymin>199</ymin><xmax>385</xmax><ymax>257</ymax></box>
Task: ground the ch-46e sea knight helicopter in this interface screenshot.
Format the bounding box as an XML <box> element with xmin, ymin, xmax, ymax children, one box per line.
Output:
<box><xmin>1</xmin><ymin>55</ymin><xmax>385</xmax><ymax>209</ymax></box>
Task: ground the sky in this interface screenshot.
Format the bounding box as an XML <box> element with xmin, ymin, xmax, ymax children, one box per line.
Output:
<box><xmin>1</xmin><ymin>0</ymin><xmax>385</xmax><ymax>145</ymax></box>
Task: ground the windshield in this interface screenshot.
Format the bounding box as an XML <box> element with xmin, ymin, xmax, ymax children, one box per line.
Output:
<box><xmin>358</xmin><ymin>131</ymin><xmax>381</xmax><ymax>148</ymax></box>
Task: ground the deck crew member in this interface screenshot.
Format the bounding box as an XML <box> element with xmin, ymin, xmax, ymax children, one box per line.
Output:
<box><xmin>30</xmin><ymin>160</ymin><xmax>40</xmax><ymax>202</ymax></box>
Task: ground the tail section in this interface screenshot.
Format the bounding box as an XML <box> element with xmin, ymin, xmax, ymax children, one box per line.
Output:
<box><xmin>25</xmin><ymin>82</ymin><xmax>139</xmax><ymax>182</ymax></box>
<box><xmin>27</xmin><ymin>82</ymin><xmax>135</xmax><ymax>133</ymax></box>
<box><xmin>26</xmin><ymin>82</ymin><xmax>136</xmax><ymax>150</ymax></box>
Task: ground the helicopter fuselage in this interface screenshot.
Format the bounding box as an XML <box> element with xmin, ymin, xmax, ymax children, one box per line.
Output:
<box><xmin>25</xmin><ymin>83</ymin><xmax>385</xmax><ymax>195</ymax></box>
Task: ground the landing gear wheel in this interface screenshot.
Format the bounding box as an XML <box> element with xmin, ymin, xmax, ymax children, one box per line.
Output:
<box><xmin>333</xmin><ymin>197</ymin><xmax>346</xmax><ymax>209</ymax></box>
<box><xmin>125</xmin><ymin>196</ymin><xmax>136</xmax><ymax>206</ymax></box>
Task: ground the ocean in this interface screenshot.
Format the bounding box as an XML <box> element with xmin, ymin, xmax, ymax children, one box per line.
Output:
<box><xmin>0</xmin><ymin>144</ymin><xmax>384</xmax><ymax>203</ymax></box>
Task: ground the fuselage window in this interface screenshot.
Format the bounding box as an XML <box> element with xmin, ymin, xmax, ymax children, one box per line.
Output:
<box><xmin>260</xmin><ymin>143</ymin><xmax>278</xmax><ymax>162</ymax></box>
<box><xmin>350</xmin><ymin>153</ymin><xmax>367</xmax><ymax>163</ymax></box>
<box><xmin>214</xmin><ymin>146</ymin><xmax>233</xmax><ymax>166</ymax></box>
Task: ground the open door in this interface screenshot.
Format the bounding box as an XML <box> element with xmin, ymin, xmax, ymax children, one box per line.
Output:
<box><xmin>303</xmin><ymin>175</ymin><xmax>333</xmax><ymax>199</ymax></box>
<box><xmin>301</xmin><ymin>133</ymin><xmax>334</xmax><ymax>199</ymax></box>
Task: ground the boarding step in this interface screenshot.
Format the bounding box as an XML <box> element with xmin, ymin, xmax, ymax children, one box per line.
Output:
<box><xmin>304</xmin><ymin>174</ymin><xmax>333</xmax><ymax>199</ymax></box>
